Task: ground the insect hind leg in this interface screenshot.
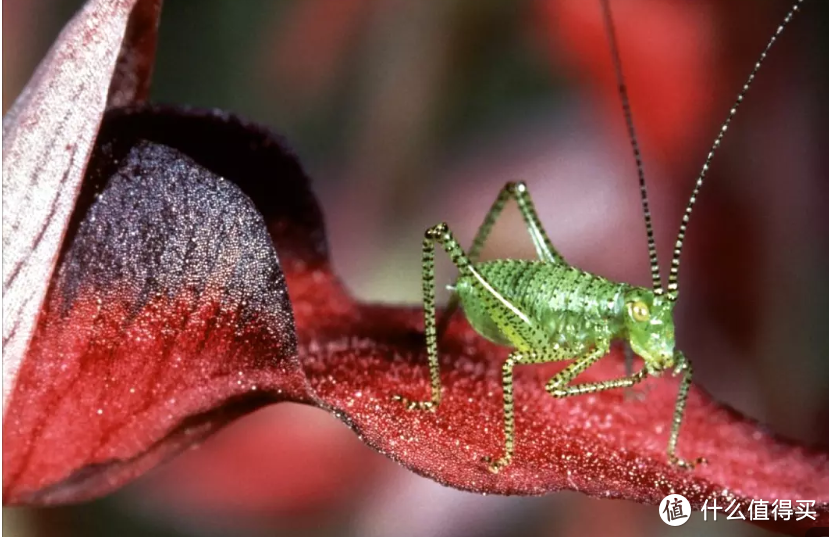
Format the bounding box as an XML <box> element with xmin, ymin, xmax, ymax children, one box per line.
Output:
<box><xmin>393</xmin><ymin>223</ymin><xmax>475</xmax><ymax>411</ymax></box>
<box><xmin>467</xmin><ymin>181</ymin><xmax>562</xmax><ymax>264</ymax></box>
<box><xmin>437</xmin><ymin>181</ymin><xmax>563</xmax><ymax>339</ymax></box>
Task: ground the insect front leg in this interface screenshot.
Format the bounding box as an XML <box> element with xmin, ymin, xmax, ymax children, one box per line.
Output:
<box><xmin>393</xmin><ymin>223</ymin><xmax>475</xmax><ymax>411</ymax></box>
<box><xmin>544</xmin><ymin>343</ymin><xmax>642</xmax><ymax>398</ymax></box>
<box><xmin>437</xmin><ymin>182</ymin><xmax>564</xmax><ymax>338</ymax></box>
<box><xmin>667</xmin><ymin>352</ymin><xmax>706</xmax><ymax>470</ymax></box>
<box><xmin>547</xmin><ymin>348</ymin><xmax>705</xmax><ymax>470</ymax></box>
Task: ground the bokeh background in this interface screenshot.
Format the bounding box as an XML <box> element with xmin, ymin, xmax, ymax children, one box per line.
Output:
<box><xmin>3</xmin><ymin>0</ymin><xmax>829</xmax><ymax>536</ymax></box>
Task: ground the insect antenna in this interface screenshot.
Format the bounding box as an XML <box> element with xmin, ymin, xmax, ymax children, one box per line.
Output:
<box><xmin>599</xmin><ymin>0</ymin><xmax>664</xmax><ymax>295</ymax></box>
<box><xmin>666</xmin><ymin>0</ymin><xmax>804</xmax><ymax>301</ymax></box>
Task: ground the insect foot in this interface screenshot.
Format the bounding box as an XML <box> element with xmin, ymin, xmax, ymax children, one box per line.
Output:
<box><xmin>482</xmin><ymin>454</ymin><xmax>512</xmax><ymax>474</ymax></box>
<box><xmin>390</xmin><ymin>393</ymin><xmax>439</xmax><ymax>412</ymax></box>
<box><xmin>668</xmin><ymin>454</ymin><xmax>708</xmax><ymax>471</ymax></box>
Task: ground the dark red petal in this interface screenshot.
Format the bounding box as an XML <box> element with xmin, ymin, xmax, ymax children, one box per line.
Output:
<box><xmin>107</xmin><ymin>0</ymin><xmax>162</xmax><ymax>107</ymax></box>
<box><xmin>3</xmin><ymin>117</ymin><xmax>312</xmax><ymax>504</ymax></box>
<box><xmin>4</xmin><ymin>106</ymin><xmax>826</xmax><ymax>536</ymax></box>
<box><xmin>3</xmin><ymin>0</ymin><xmax>160</xmax><ymax>411</ymax></box>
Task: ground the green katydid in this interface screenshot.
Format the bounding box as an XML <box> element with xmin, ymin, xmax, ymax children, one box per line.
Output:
<box><xmin>393</xmin><ymin>0</ymin><xmax>804</xmax><ymax>473</ymax></box>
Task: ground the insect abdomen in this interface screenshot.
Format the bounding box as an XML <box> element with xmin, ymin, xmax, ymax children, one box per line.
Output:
<box><xmin>457</xmin><ymin>260</ymin><xmax>628</xmax><ymax>351</ymax></box>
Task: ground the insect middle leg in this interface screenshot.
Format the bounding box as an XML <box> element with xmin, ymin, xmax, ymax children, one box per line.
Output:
<box><xmin>487</xmin><ymin>344</ymin><xmax>618</xmax><ymax>474</ymax></box>
<box><xmin>438</xmin><ymin>181</ymin><xmax>564</xmax><ymax>337</ymax></box>
<box><xmin>485</xmin><ymin>350</ymin><xmax>543</xmax><ymax>473</ymax></box>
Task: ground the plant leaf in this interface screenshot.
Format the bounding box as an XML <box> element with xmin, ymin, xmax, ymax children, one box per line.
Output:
<box><xmin>3</xmin><ymin>107</ymin><xmax>826</xmax><ymax>536</ymax></box>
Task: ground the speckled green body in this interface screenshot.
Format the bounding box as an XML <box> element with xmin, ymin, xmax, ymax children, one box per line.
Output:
<box><xmin>458</xmin><ymin>260</ymin><xmax>629</xmax><ymax>355</ymax></box>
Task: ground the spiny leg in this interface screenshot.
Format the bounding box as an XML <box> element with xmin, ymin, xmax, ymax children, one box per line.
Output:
<box><xmin>467</xmin><ymin>181</ymin><xmax>562</xmax><ymax>264</ymax></box>
<box><xmin>544</xmin><ymin>345</ymin><xmax>635</xmax><ymax>398</ymax></box>
<box><xmin>437</xmin><ymin>182</ymin><xmax>563</xmax><ymax>338</ymax></box>
<box><xmin>484</xmin><ymin>351</ymin><xmax>529</xmax><ymax>473</ymax></box>
<box><xmin>548</xmin><ymin>349</ymin><xmax>704</xmax><ymax>470</ymax></box>
<box><xmin>666</xmin><ymin>353</ymin><xmax>706</xmax><ymax>469</ymax></box>
<box><xmin>393</xmin><ymin>223</ymin><xmax>474</xmax><ymax>411</ymax></box>
<box><xmin>488</xmin><ymin>346</ymin><xmax>616</xmax><ymax>474</ymax></box>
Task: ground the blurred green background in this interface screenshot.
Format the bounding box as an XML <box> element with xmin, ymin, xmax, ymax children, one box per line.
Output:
<box><xmin>3</xmin><ymin>0</ymin><xmax>828</xmax><ymax>536</ymax></box>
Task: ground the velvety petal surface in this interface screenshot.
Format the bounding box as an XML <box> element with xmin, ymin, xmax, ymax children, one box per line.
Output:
<box><xmin>3</xmin><ymin>110</ymin><xmax>311</xmax><ymax>504</ymax></box>
<box><xmin>2</xmin><ymin>0</ymin><xmax>160</xmax><ymax>409</ymax></box>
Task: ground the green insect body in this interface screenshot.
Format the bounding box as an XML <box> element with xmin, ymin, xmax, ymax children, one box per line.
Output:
<box><xmin>393</xmin><ymin>0</ymin><xmax>803</xmax><ymax>474</ymax></box>
<box><xmin>458</xmin><ymin>260</ymin><xmax>674</xmax><ymax>367</ymax></box>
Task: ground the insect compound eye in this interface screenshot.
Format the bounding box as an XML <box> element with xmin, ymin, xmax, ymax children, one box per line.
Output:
<box><xmin>628</xmin><ymin>300</ymin><xmax>650</xmax><ymax>322</ymax></box>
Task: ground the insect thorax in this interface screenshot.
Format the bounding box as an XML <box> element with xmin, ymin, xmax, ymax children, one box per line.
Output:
<box><xmin>456</xmin><ymin>259</ymin><xmax>631</xmax><ymax>354</ymax></box>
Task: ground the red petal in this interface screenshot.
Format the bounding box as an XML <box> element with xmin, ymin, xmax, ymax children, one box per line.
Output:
<box><xmin>299</xmin><ymin>308</ymin><xmax>829</xmax><ymax>535</ymax></box>
<box><xmin>3</xmin><ymin>0</ymin><xmax>160</xmax><ymax>411</ymax></box>
<box><xmin>3</xmin><ymin>109</ymin><xmax>313</xmax><ymax>504</ymax></box>
<box><xmin>3</xmin><ymin>107</ymin><xmax>826</xmax><ymax>536</ymax></box>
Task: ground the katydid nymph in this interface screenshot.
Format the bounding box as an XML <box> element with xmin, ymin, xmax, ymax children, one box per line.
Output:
<box><xmin>392</xmin><ymin>0</ymin><xmax>805</xmax><ymax>473</ymax></box>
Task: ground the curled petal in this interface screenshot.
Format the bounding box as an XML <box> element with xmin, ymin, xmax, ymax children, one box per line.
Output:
<box><xmin>3</xmin><ymin>109</ymin><xmax>311</xmax><ymax>504</ymax></box>
<box><xmin>2</xmin><ymin>0</ymin><xmax>161</xmax><ymax>410</ymax></box>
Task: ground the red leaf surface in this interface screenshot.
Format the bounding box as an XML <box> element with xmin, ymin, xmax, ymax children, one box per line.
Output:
<box><xmin>3</xmin><ymin>106</ymin><xmax>827</xmax><ymax>536</ymax></box>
